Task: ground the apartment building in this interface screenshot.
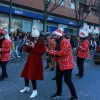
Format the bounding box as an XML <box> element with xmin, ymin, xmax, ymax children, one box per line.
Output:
<box><xmin>0</xmin><ymin>0</ymin><xmax>99</xmax><ymax>35</ymax></box>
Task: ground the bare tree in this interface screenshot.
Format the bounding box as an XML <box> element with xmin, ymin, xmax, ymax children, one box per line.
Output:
<box><xmin>43</xmin><ymin>0</ymin><xmax>64</xmax><ymax>34</ymax></box>
<box><xmin>73</xmin><ymin>0</ymin><xmax>98</xmax><ymax>35</ymax></box>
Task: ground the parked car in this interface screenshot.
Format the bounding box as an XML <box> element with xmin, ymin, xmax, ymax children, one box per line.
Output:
<box><xmin>93</xmin><ymin>45</ymin><xmax>100</xmax><ymax>64</ymax></box>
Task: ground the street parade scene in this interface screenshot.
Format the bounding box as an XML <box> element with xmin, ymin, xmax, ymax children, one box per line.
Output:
<box><xmin>0</xmin><ymin>0</ymin><xmax>100</xmax><ymax>100</ymax></box>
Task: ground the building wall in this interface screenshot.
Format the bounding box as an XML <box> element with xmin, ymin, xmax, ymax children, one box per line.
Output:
<box><xmin>0</xmin><ymin>0</ymin><xmax>99</xmax><ymax>34</ymax></box>
<box><xmin>5</xmin><ymin>0</ymin><xmax>100</xmax><ymax>24</ymax></box>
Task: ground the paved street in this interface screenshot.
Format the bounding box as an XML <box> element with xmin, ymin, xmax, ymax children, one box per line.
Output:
<box><xmin>0</xmin><ymin>52</ymin><xmax>100</xmax><ymax>100</ymax></box>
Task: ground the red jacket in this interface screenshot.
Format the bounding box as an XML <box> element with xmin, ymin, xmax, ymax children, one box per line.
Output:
<box><xmin>21</xmin><ymin>42</ymin><xmax>45</xmax><ymax>80</ymax></box>
<box><xmin>0</xmin><ymin>38</ymin><xmax>12</xmax><ymax>62</ymax></box>
<box><xmin>49</xmin><ymin>37</ymin><xmax>74</xmax><ymax>71</ymax></box>
<box><xmin>77</xmin><ymin>39</ymin><xmax>90</xmax><ymax>58</ymax></box>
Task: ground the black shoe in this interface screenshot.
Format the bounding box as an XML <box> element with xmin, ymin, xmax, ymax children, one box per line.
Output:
<box><xmin>0</xmin><ymin>75</ymin><xmax>8</xmax><ymax>78</ymax></box>
<box><xmin>79</xmin><ymin>75</ymin><xmax>83</xmax><ymax>78</ymax></box>
<box><xmin>0</xmin><ymin>76</ymin><xmax>5</xmax><ymax>81</ymax></box>
<box><xmin>51</xmin><ymin>93</ymin><xmax>62</xmax><ymax>98</ymax></box>
<box><xmin>52</xmin><ymin>76</ymin><xmax>56</xmax><ymax>80</ymax></box>
<box><xmin>76</xmin><ymin>74</ymin><xmax>80</xmax><ymax>76</ymax></box>
<box><xmin>45</xmin><ymin>66</ymin><xmax>49</xmax><ymax>69</ymax></box>
<box><xmin>69</xmin><ymin>96</ymin><xmax>79</xmax><ymax>100</ymax></box>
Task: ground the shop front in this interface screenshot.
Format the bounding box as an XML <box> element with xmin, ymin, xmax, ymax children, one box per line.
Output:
<box><xmin>0</xmin><ymin>5</ymin><xmax>78</xmax><ymax>34</ymax></box>
<box><xmin>67</xmin><ymin>26</ymin><xmax>78</xmax><ymax>36</ymax></box>
<box><xmin>0</xmin><ymin>13</ymin><xmax>32</xmax><ymax>33</ymax></box>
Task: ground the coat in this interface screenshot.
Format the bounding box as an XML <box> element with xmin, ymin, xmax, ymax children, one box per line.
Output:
<box><xmin>49</xmin><ymin>37</ymin><xmax>74</xmax><ymax>71</ymax></box>
<box><xmin>77</xmin><ymin>39</ymin><xmax>90</xmax><ymax>58</ymax></box>
<box><xmin>0</xmin><ymin>38</ymin><xmax>12</xmax><ymax>62</ymax></box>
<box><xmin>21</xmin><ymin>42</ymin><xmax>45</xmax><ymax>80</ymax></box>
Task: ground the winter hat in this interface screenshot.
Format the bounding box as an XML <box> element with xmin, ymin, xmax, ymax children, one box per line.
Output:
<box><xmin>31</xmin><ymin>26</ymin><xmax>40</xmax><ymax>37</ymax></box>
<box><xmin>0</xmin><ymin>29</ymin><xmax>5</xmax><ymax>35</ymax></box>
<box><xmin>52</xmin><ymin>28</ymin><xmax>65</xmax><ymax>36</ymax></box>
<box><xmin>79</xmin><ymin>29</ymin><xmax>88</xmax><ymax>37</ymax></box>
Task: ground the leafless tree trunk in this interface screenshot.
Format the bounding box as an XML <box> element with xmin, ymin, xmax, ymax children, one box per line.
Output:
<box><xmin>43</xmin><ymin>0</ymin><xmax>64</xmax><ymax>34</ymax></box>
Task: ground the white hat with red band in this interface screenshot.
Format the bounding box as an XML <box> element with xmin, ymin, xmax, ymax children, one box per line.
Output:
<box><xmin>79</xmin><ymin>29</ymin><xmax>88</xmax><ymax>37</ymax></box>
<box><xmin>52</xmin><ymin>28</ymin><xmax>65</xmax><ymax>36</ymax></box>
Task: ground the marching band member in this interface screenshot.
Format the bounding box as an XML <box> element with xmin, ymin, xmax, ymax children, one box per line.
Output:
<box><xmin>20</xmin><ymin>26</ymin><xmax>45</xmax><ymax>98</ymax></box>
<box><xmin>46</xmin><ymin>28</ymin><xmax>78</xmax><ymax>100</ymax></box>
<box><xmin>76</xmin><ymin>30</ymin><xmax>90</xmax><ymax>78</ymax></box>
<box><xmin>0</xmin><ymin>29</ymin><xmax>12</xmax><ymax>81</ymax></box>
<box><xmin>45</xmin><ymin>36</ymin><xmax>56</xmax><ymax>71</ymax></box>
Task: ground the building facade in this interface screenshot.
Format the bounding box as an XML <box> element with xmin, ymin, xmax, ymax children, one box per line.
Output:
<box><xmin>0</xmin><ymin>0</ymin><xmax>99</xmax><ymax>35</ymax></box>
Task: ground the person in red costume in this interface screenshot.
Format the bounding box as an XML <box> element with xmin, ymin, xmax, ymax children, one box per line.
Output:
<box><xmin>20</xmin><ymin>26</ymin><xmax>45</xmax><ymax>98</ymax></box>
<box><xmin>76</xmin><ymin>30</ymin><xmax>90</xmax><ymax>78</ymax></box>
<box><xmin>45</xmin><ymin>36</ymin><xmax>56</xmax><ymax>71</ymax></box>
<box><xmin>0</xmin><ymin>29</ymin><xmax>12</xmax><ymax>81</ymax></box>
<box><xmin>46</xmin><ymin>28</ymin><xmax>78</xmax><ymax>100</ymax></box>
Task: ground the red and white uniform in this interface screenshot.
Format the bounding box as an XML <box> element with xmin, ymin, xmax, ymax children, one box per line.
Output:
<box><xmin>77</xmin><ymin>39</ymin><xmax>90</xmax><ymax>58</ymax></box>
<box><xmin>49</xmin><ymin>38</ymin><xmax>74</xmax><ymax>71</ymax></box>
<box><xmin>0</xmin><ymin>38</ymin><xmax>12</xmax><ymax>62</ymax></box>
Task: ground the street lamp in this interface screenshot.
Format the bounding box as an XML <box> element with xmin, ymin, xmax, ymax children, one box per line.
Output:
<box><xmin>8</xmin><ymin>0</ymin><xmax>12</xmax><ymax>33</ymax></box>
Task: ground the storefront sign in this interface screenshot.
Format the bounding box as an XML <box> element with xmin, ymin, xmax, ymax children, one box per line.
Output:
<box><xmin>0</xmin><ymin>5</ymin><xmax>77</xmax><ymax>26</ymax></box>
<box><xmin>14</xmin><ymin>10</ymin><xmax>23</xmax><ymax>15</ymax></box>
<box><xmin>47</xmin><ymin>17</ymin><xmax>53</xmax><ymax>21</ymax></box>
<box><xmin>69</xmin><ymin>22</ymin><xmax>74</xmax><ymax>25</ymax></box>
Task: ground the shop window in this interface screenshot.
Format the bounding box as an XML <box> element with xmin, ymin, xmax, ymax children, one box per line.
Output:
<box><xmin>0</xmin><ymin>17</ymin><xmax>9</xmax><ymax>30</ymax></box>
<box><xmin>64</xmin><ymin>28</ymin><xmax>68</xmax><ymax>35</ymax></box>
<box><xmin>47</xmin><ymin>26</ymin><xmax>57</xmax><ymax>33</ymax></box>
<box><xmin>0</xmin><ymin>17</ymin><xmax>23</xmax><ymax>32</ymax></box>
<box><xmin>12</xmin><ymin>19</ymin><xmax>23</xmax><ymax>31</ymax></box>
<box><xmin>67</xmin><ymin>29</ymin><xmax>74</xmax><ymax>36</ymax></box>
<box><xmin>23</xmin><ymin>21</ymin><xmax>32</xmax><ymax>32</ymax></box>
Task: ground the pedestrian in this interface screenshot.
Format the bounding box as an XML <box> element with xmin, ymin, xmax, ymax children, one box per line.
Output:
<box><xmin>76</xmin><ymin>30</ymin><xmax>90</xmax><ymax>78</ymax></box>
<box><xmin>46</xmin><ymin>28</ymin><xmax>78</xmax><ymax>100</ymax></box>
<box><xmin>45</xmin><ymin>36</ymin><xmax>56</xmax><ymax>71</ymax></box>
<box><xmin>20</xmin><ymin>26</ymin><xmax>45</xmax><ymax>98</ymax></box>
<box><xmin>0</xmin><ymin>29</ymin><xmax>12</xmax><ymax>81</ymax></box>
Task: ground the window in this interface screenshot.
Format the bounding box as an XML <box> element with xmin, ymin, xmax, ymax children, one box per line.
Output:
<box><xmin>70</xmin><ymin>3</ymin><xmax>75</xmax><ymax>9</ymax></box>
<box><xmin>0</xmin><ymin>17</ymin><xmax>9</xmax><ymax>32</ymax></box>
<box><xmin>0</xmin><ymin>17</ymin><xmax>22</xmax><ymax>32</ymax></box>
<box><xmin>70</xmin><ymin>0</ymin><xmax>75</xmax><ymax>9</ymax></box>
<box><xmin>60</xmin><ymin>0</ymin><xmax>65</xmax><ymax>6</ymax></box>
